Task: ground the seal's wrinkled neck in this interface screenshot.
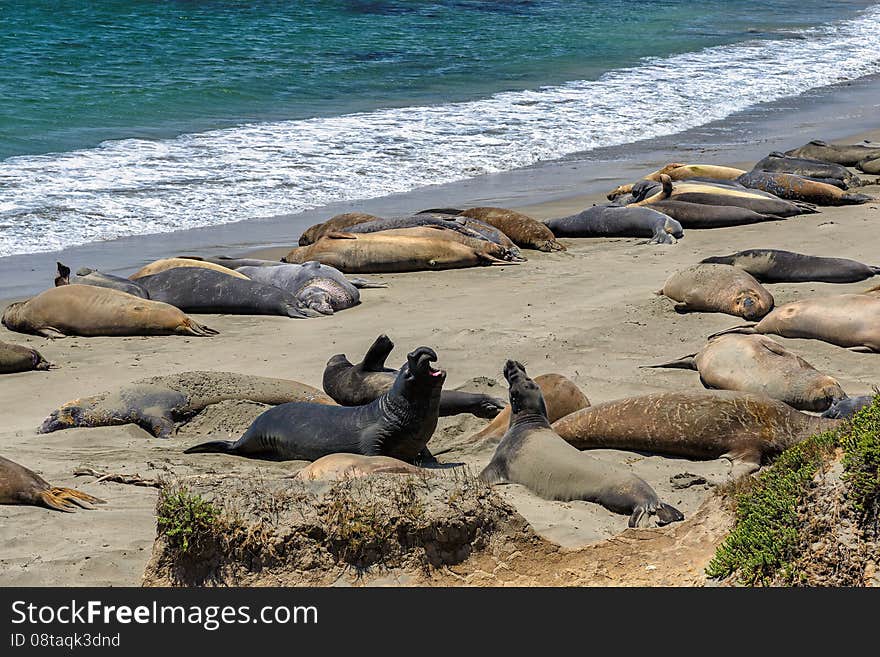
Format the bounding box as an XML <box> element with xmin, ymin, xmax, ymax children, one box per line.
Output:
<box><xmin>1</xmin><ymin>302</ymin><xmax>24</xmax><ymax>330</ymax></box>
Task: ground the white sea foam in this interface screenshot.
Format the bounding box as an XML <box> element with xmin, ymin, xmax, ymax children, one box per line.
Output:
<box><xmin>2</xmin><ymin>5</ymin><xmax>880</xmax><ymax>257</ymax></box>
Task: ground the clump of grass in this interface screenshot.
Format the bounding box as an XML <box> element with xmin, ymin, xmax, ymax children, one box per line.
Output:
<box><xmin>841</xmin><ymin>395</ymin><xmax>880</xmax><ymax>522</ymax></box>
<box><xmin>705</xmin><ymin>431</ymin><xmax>838</xmax><ymax>585</ymax></box>
<box><xmin>156</xmin><ymin>486</ymin><xmax>219</xmax><ymax>555</ymax></box>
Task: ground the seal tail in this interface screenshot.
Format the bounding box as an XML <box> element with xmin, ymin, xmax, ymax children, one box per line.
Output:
<box><xmin>177</xmin><ymin>318</ymin><xmax>219</xmax><ymax>337</ymax></box>
<box><xmin>184</xmin><ymin>440</ymin><xmax>237</xmax><ymax>454</ymax></box>
<box><xmin>40</xmin><ymin>487</ymin><xmax>105</xmax><ymax>512</ymax></box>
<box><xmin>640</xmin><ymin>355</ymin><xmax>697</xmax><ymax>370</ymax></box>
<box><xmin>708</xmin><ymin>324</ymin><xmax>758</xmax><ymax>340</ymax></box>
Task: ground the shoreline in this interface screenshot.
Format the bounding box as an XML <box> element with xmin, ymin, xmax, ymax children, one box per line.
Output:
<box><xmin>2</xmin><ymin>72</ymin><xmax>880</xmax><ymax>299</ymax></box>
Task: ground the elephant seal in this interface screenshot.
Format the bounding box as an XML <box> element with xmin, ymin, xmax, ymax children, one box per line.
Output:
<box><xmin>39</xmin><ymin>371</ymin><xmax>332</xmax><ymax>438</ymax></box>
<box><xmin>129</xmin><ymin>257</ymin><xmax>248</xmax><ymax>281</ymax></box>
<box><xmin>282</xmin><ymin>232</ymin><xmax>511</xmax><ymax>273</ymax></box>
<box><xmin>785</xmin><ymin>140</ymin><xmax>880</xmax><ymax>166</ymax></box>
<box><xmin>136</xmin><ymin>268</ymin><xmax>310</xmax><ymax>317</ymax></box>
<box><xmin>858</xmin><ymin>156</ymin><xmax>880</xmax><ymax>174</ymax></box>
<box><xmin>434</xmin><ymin>207</ymin><xmax>565</xmax><ymax>252</ymax></box>
<box><xmin>465</xmin><ymin>372</ymin><xmax>590</xmax><ymax>445</ymax></box>
<box><xmin>479</xmin><ymin>361</ymin><xmax>683</xmax><ymax>528</ymax></box>
<box><xmin>178</xmin><ymin>256</ymin><xmax>285</xmax><ymax>270</ymax></box>
<box><xmin>700</xmin><ymin>249</ymin><xmax>880</xmax><ymax>284</ymax></box>
<box><xmin>636</xmin><ymin>175</ymin><xmax>817</xmax><ymax>217</ymax></box>
<box><xmin>376</xmin><ymin>227</ymin><xmax>521</xmax><ymax>262</ymax></box>
<box><xmin>299</xmin><ymin>212</ymin><xmax>384</xmax><ymax>246</ymax></box>
<box><xmin>643</xmin><ymin>333</ymin><xmax>845</xmax><ymax>412</ymax></box>
<box><xmin>1</xmin><ymin>456</ymin><xmax>104</xmax><ymax>513</ymax></box>
<box><xmin>1</xmin><ymin>286</ymin><xmax>217</xmax><ymax>338</ymax></box>
<box><xmin>184</xmin><ymin>346</ymin><xmax>445</xmax><ymax>463</ymax></box>
<box><xmin>552</xmin><ymin>390</ymin><xmax>839</xmax><ymax>478</ymax></box>
<box><xmin>55</xmin><ymin>263</ymin><xmax>150</xmax><ymax>299</ymax></box>
<box><xmin>645</xmin><ymin>199</ymin><xmax>781</xmax><ymax>228</ymax></box>
<box><xmin>322</xmin><ymin>334</ymin><xmax>505</xmax><ymax>419</ymax></box>
<box><xmin>753</xmin><ymin>152</ymin><xmax>867</xmax><ymax>188</ymax></box>
<box><xmin>657</xmin><ymin>264</ymin><xmax>774</xmax><ymax>320</ymax></box>
<box><xmin>238</xmin><ymin>262</ymin><xmax>361</xmax><ymax>315</ymax></box>
<box><xmin>822</xmin><ymin>394</ymin><xmax>876</xmax><ymax>419</ymax></box>
<box><xmin>544</xmin><ymin>205</ymin><xmax>683</xmax><ymax>244</ymax></box>
<box><xmin>0</xmin><ymin>340</ymin><xmax>52</xmax><ymax>374</ymax></box>
<box><xmin>710</xmin><ymin>294</ymin><xmax>880</xmax><ymax>353</ymax></box>
<box><xmin>294</xmin><ymin>454</ymin><xmax>425</xmax><ymax>481</ymax></box>
<box><xmin>644</xmin><ymin>163</ymin><xmax>747</xmax><ymax>182</ymax></box>
<box><xmin>736</xmin><ymin>170</ymin><xmax>872</xmax><ymax>205</ymax></box>
<box><xmin>415</xmin><ymin>211</ymin><xmax>523</xmax><ymax>255</ymax></box>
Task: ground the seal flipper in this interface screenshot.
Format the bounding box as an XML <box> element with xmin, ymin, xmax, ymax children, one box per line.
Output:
<box><xmin>183</xmin><ymin>440</ymin><xmax>237</xmax><ymax>454</ymax></box>
<box><xmin>361</xmin><ymin>334</ymin><xmax>395</xmax><ymax>371</ymax></box>
<box><xmin>641</xmin><ymin>355</ymin><xmax>697</xmax><ymax>370</ymax></box>
<box><xmin>55</xmin><ymin>262</ymin><xmax>71</xmax><ymax>286</ymax></box>
<box><xmin>39</xmin><ymin>487</ymin><xmax>105</xmax><ymax>512</ymax></box>
<box><xmin>346</xmin><ymin>277</ymin><xmax>389</xmax><ymax>289</ymax></box>
<box><xmin>477</xmin><ymin>459</ymin><xmax>506</xmax><ymax>486</ymax></box>
<box><xmin>707</xmin><ymin>324</ymin><xmax>758</xmax><ymax>340</ymax></box>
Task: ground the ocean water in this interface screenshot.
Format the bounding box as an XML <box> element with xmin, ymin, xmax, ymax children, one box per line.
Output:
<box><xmin>1</xmin><ymin>0</ymin><xmax>879</xmax><ymax>257</ymax></box>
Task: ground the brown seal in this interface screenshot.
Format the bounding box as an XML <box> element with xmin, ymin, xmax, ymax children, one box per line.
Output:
<box><xmin>1</xmin><ymin>456</ymin><xmax>104</xmax><ymax>512</ymax></box>
<box><xmin>552</xmin><ymin>390</ymin><xmax>839</xmax><ymax>479</ymax></box>
<box><xmin>0</xmin><ymin>340</ymin><xmax>52</xmax><ymax>374</ymax></box>
<box><xmin>657</xmin><ymin>263</ymin><xmax>774</xmax><ymax>320</ymax></box>
<box><xmin>643</xmin><ymin>333</ymin><xmax>845</xmax><ymax>412</ymax></box>
<box><xmin>736</xmin><ymin>171</ymin><xmax>873</xmax><ymax>206</ymax></box>
<box><xmin>711</xmin><ymin>294</ymin><xmax>880</xmax><ymax>353</ymax></box>
<box><xmin>1</xmin><ymin>286</ymin><xmax>217</xmax><ymax>338</ymax></box>
<box><xmin>129</xmin><ymin>258</ymin><xmax>249</xmax><ymax>280</ymax></box>
<box><xmin>294</xmin><ymin>454</ymin><xmax>425</xmax><ymax>481</ymax></box>
<box><xmin>282</xmin><ymin>232</ymin><xmax>512</xmax><ymax>273</ymax></box>
<box><xmin>449</xmin><ymin>207</ymin><xmax>565</xmax><ymax>252</ymax></box>
<box><xmin>644</xmin><ymin>163</ymin><xmax>747</xmax><ymax>182</ymax></box>
<box><xmin>298</xmin><ymin>212</ymin><xmax>383</xmax><ymax>246</ymax></box>
<box><xmin>479</xmin><ymin>361</ymin><xmax>683</xmax><ymax>527</ymax></box>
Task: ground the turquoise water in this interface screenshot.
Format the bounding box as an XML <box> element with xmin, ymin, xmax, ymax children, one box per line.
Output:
<box><xmin>1</xmin><ymin>0</ymin><xmax>879</xmax><ymax>255</ymax></box>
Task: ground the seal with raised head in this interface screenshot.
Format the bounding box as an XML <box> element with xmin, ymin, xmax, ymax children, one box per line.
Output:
<box><xmin>298</xmin><ymin>212</ymin><xmax>384</xmax><ymax>246</ymax></box>
<box><xmin>735</xmin><ymin>170</ymin><xmax>873</xmax><ymax>206</ymax></box>
<box><xmin>136</xmin><ymin>267</ymin><xmax>311</xmax><ymax>317</ymax></box>
<box><xmin>1</xmin><ymin>456</ymin><xmax>104</xmax><ymax>512</ymax></box>
<box><xmin>282</xmin><ymin>232</ymin><xmax>512</xmax><ymax>273</ymax></box>
<box><xmin>1</xmin><ymin>286</ymin><xmax>217</xmax><ymax>338</ymax></box>
<box><xmin>552</xmin><ymin>390</ymin><xmax>839</xmax><ymax>478</ymax></box>
<box><xmin>39</xmin><ymin>371</ymin><xmax>333</xmax><ymax>438</ymax></box>
<box><xmin>710</xmin><ymin>294</ymin><xmax>880</xmax><ymax>353</ymax></box>
<box><xmin>184</xmin><ymin>346</ymin><xmax>445</xmax><ymax>463</ymax></box>
<box><xmin>657</xmin><ymin>263</ymin><xmax>774</xmax><ymax>320</ymax></box>
<box><xmin>643</xmin><ymin>333</ymin><xmax>845</xmax><ymax>412</ymax></box>
<box><xmin>753</xmin><ymin>152</ymin><xmax>867</xmax><ymax>188</ymax></box>
<box><xmin>479</xmin><ymin>361</ymin><xmax>683</xmax><ymax>528</ymax></box>
<box><xmin>294</xmin><ymin>454</ymin><xmax>425</xmax><ymax>481</ymax></box>
<box><xmin>0</xmin><ymin>340</ymin><xmax>51</xmax><ymax>374</ymax></box>
<box><xmin>436</xmin><ymin>207</ymin><xmax>565</xmax><ymax>252</ymax></box>
<box><xmin>700</xmin><ymin>249</ymin><xmax>880</xmax><ymax>284</ymax></box>
<box><xmin>544</xmin><ymin>205</ymin><xmax>683</xmax><ymax>244</ymax></box>
<box><xmin>55</xmin><ymin>262</ymin><xmax>150</xmax><ymax>299</ymax></box>
<box><xmin>322</xmin><ymin>334</ymin><xmax>505</xmax><ymax>419</ymax></box>
<box><xmin>129</xmin><ymin>257</ymin><xmax>249</xmax><ymax>281</ymax></box>
<box><xmin>785</xmin><ymin>139</ymin><xmax>880</xmax><ymax>166</ymax></box>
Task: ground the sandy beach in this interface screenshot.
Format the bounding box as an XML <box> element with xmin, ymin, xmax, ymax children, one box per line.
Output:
<box><xmin>1</xmin><ymin>114</ymin><xmax>878</xmax><ymax>585</ymax></box>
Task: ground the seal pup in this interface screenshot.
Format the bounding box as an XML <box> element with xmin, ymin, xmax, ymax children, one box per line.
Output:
<box><xmin>55</xmin><ymin>263</ymin><xmax>150</xmax><ymax>299</ymax></box>
<box><xmin>184</xmin><ymin>347</ymin><xmax>445</xmax><ymax>463</ymax></box>
<box><xmin>0</xmin><ymin>340</ymin><xmax>52</xmax><ymax>374</ymax></box>
<box><xmin>552</xmin><ymin>390</ymin><xmax>839</xmax><ymax>479</ymax></box>
<box><xmin>657</xmin><ymin>264</ymin><xmax>774</xmax><ymax>320</ymax></box>
<box><xmin>136</xmin><ymin>268</ymin><xmax>311</xmax><ymax>317</ymax></box>
<box><xmin>643</xmin><ymin>333</ymin><xmax>845</xmax><ymax>412</ymax></box>
<box><xmin>129</xmin><ymin>257</ymin><xmax>249</xmax><ymax>281</ymax></box>
<box><xmin>294</xmin><ymin>454</ymin><xmax>425</xmax><ymax>481</ymax></box>
<box><xmin>544</xmin><ymin>205</ymin><xmax>683</xmax><ymax>244</ymax></box>
<box><xmin>700</xmin><ymin>249</ymin><xmax>880</xmax><ymax>284</ymax></box>
<box><xmin>710</xmin><ymin>294</ymin><xmax>880</xmax><ymax>353</ymax></box>
<box><xmin>1</xmin><ymin>286</ymin><xmax>217</xmax><ymax>338</ymax></box>
<box><xmin>39</xmin><ymin>371</ymin><xmax>333</xmax><ymax>438</ymax></box>
<box><xmin>785</xmin><ymin>139</ymin><xmax>880</xmax><ymax>166</ymax></box>
<box><xmin>479</xmin><ymin>361</ymin><xmax>683</xmax><ymax>528</ymax></box>
<box><xmin>736</xmin><ymin>170</ymin><xmax>873</xmax><ymax>205</ymax></box>
<box><xmin>322</xmin><ymin>334</ymin><xmax>505</xmax><ymax>419</ymax></box>
<box><xmin>1</xmin><ymin>456</ymin><xmax>104</xmax><ymax>512</ymax></box>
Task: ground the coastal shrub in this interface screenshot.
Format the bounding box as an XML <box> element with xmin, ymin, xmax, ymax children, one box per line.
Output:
<box><xmin>156</xmin><ymin>486</ymin><xmax>219</xmax><ymax>555</ymax></box>
<box><xmin>840</xmin><ymin>396</ymin><xmax>880</xmax><ymax>522</ymax></box>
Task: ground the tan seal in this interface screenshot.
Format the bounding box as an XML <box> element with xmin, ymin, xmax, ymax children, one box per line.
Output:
<box><xmin>0</xmin><ymin>340</ymin><xmax>52</xmax><ymax>374</ymax></box>
<box><xmin>1</xmin><ymin>456</ymin><xmax>104</xmax><ymax>512</ymax></box>
<box><xmin>129</xmin><ymin>257</ymin><xmax>249</xmax><ymax>280</ymax></box>
<box><xmin>657</xmin><ymin>263</ymin><xmax>774</xmax><ymax>320</ymax></box>
<box><xmin>294</xmin><ymin>454</ymin><xmax>425</xmax><ymax>481</ymax></box>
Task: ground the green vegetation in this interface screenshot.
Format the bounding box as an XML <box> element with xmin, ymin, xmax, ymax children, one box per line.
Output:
<box><xmin>707</xmin><ymin>395</ymin><xmax>880</xmax><ymax>585</ymax></box>
<box><xmin>156</xmin><ymin>486</ymin><xmax>219</xmax><ymax>554</ymax></box>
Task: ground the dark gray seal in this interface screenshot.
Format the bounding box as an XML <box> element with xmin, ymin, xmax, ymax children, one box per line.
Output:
<box><xmin>543</xmin><ymin>205</ymin><xmax>683</xmax><ymax>244</ymax></box>
<box><xmin>822</xmin><ymin>394</ymin><xmax>876</xmax><ymax>419</ymax></box>
<box><xmin>136</xmin><ymin>267</ymin><xmax>310</xmax><ymax>317</ymax></box>
<box><xmin>753</xmin><ymin>152</ymin><xmax>867</xmax><ymax>188</ymax></box>
<box><xmin>55</xmin><ymin>262</ymin><xmax>150</xmax><ymax>299</ymax></box>
<box><xmin>701</xmin><ymin>249</ymin><xmax>880</xmax><ymax>284</ymax></box>
<box><xmin>1</xmin><ymin>456</ymin><xmax>104</xmax><ymax>513</ymax></box>
<box><xmin>644</xmin><ymin>199</ymin><xmax>781</xmax><ymax>228</ymax></box>
<box><xmin>785</xmin><ymin>139</ymin><xmax>880</xmax><ymax>166</ymax></box>
<box><xmin>322</xmin><ymin>334</ymin><xmax>505</xmax><ymax>419</ymax></box>
<box><xmin>238</xmin><ymin>262</ymin><xmax>363</xmax><ymax>315</ymax></box>
<box><xmin>184</xmin><ymin>346</ymin><xmax>445</xmax><ymax>463</ymax></box>
<box><xmin>479</xmin><ymin>360</ymin><xmax>683</xmax><ymax>528</ymax></box>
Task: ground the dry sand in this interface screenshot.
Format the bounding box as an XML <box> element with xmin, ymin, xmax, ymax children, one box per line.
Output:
<box><xmin>1</xmin><ymin>131</ymin><xmax>879</xmax><ymax>586</ymax></box>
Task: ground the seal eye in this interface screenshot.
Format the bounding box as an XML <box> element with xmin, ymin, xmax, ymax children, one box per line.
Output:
<box><xmin>428</xmin><ymin>259</ymin><xmax>437</xmax><ymax>267</ymax></box>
